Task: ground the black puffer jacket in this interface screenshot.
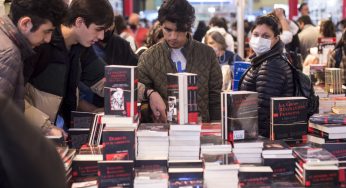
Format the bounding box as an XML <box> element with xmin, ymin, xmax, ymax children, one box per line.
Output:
<box><xmin>239</xmin><ymin>40</ymin><xmax>294</xmax><ymax>137</ymax></box>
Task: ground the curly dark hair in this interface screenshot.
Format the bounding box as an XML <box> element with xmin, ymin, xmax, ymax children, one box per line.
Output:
<box><xmin>9</xmin><ymin>0</ymin><xmax>67</xmax><ymax>32</ymax></box>
<box><xmin>251</xmin><ymin>15</ymin><xmax>280</xmax><ymax>37</ymax></box>
<box><xmin>320</xmin><ymin>20</ymin><xmax>336</xmax><ymax>38</ymax></box>
<box><xmin>158</xmin><ymin>0</ymin><xmax>195</xmax><ymax>32</ymax></box>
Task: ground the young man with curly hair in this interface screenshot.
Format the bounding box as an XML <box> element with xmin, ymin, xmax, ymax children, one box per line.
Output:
<box><xmin>138</xmin><ymin>0</ymin><xmax>222</xmax><ymax>123</ymax></box>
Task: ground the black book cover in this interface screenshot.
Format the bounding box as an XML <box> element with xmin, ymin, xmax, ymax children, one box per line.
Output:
<box><xmin>270</xmin><ymin>97</ymin><xmax>307</xmax><ymax>124</ymax></box>
<box><xmin>68</xmin><ymin>128</ymin><xmax>89</xmax><ymax>149</ymax></box>
<box><xmin>105</xmin><ymin>65</ymin><xmax>137</xmax><ymax>88</ymax></box>
<box><xmin>310</xmin><ymin>114</ymin><xmax>346</xmax><ymax>125</ymax></box>
<box><xmin>226</xmin><ymin>92</ymin><xmax>258</xmax><ymax>118</ymax></box>
<box><xmin>322</xmin><ymin>143</ymin><xmax>346</xmax><ymax>161</ymax></box>
<box><xmin>304</xmin><ymin>168</ymin><xmax>339</xmax><ymax>187</ymax></box>
<box><xmin>271</xmin><ymin>123</ymin><xmax>308</xmax><ymax>140</ymax></box>
<box><xmin>263</xmin><ymin>158</ymin><xmax>295</xmax><ymax>179</ymax></box>
<box><xmin>168</xmin><ymin>160</ymin><xmax>203</xmax><ymax>169</ymax></box>
<box><xmin>71</xmin><ymin>111</ymin><xmax>97</xmax><ymax>128</ymax></box>
<box><xmin>227</xmin><ymin>117</ymin><xmax>258</xmax><ymax>141</ymax></box>
<box><xmin>263</xmin><ymin>140</ymin><xmax>291</xmax><ymax>153</ymax></box>
<box><xmin>102</xmin><ymin>129</ymin><xmax>135</xmax><ymax>160</ymax></box>
<box><xmin>72</xmin><ymin>160</ymin><xmax>98</xmax><ymax>178</ymax></box>
<box><xmin>134</xmin><ymin>158</ymin><xmax>168</xmax><ymax>169</ymax></box>
<box><xmin>98</xmin><ymin>160</ymin><xmax>134</xmax><ymax>188</ymax></box>
<box><xmin>238</xmin><ymin>171</ymin><xmax>273</xmax><ymax>186</ymax></box>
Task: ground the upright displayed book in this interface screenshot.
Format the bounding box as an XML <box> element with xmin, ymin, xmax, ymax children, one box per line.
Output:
<box><xmin>270</xmin><ymin>97</ymin><xmax>308</xmax><ymax>140</ymax></box>
<box><xmin>102</xmin><ymin>127</ymin><xmax>135</xmax><ymax>160</ymax></box>
<box><xmin>232</xmin><ymin>61</ymin><xmax>251</xmax><ymax>91</ymax></box>
<box><xmin>309</xmin><ymin>64</ymin><xmax>325</xmax><ymax>87</ymax></box>
<box><xmin>72</xmin><ymin>146</ymin><xmax>103</xmax><ymax>180</ymax></box>
<box><xmin>221</xmin><ymin>91</ymin><xmax>258</xmax><ymax>142</ymax></box>
<box><xmin>166</xmin><ymin>73</ymin><xmax>198</xmax><ymax>124</ymax></box>
<box><xmin>71</xmin><ymin>111</ymin><xmax>97</xmax><ymax>128</ymax></box>
<box><xmin>104</xmin><ymin>65</ymin><xmax>138</xmax><ymax>121</ymax></box>
<box><xmin>325</xmin><ymin>68</ymin><xmax>343</xmax><ymax>94</ymax></box>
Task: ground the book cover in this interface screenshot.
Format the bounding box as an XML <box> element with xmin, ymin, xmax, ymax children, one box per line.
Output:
<box><xmin>304</xmin><ymin>166</ymin><xmax>339</xmax><ymax>187</ymax></box>
<box><xmin>98</xmin><ymin>160</ymin><xmax>134</xmax><ymax>188</ymax></box>
<box><xmin>309</xmin><ymin>64</ymin><xmax>325</xmax><ymax>86</ymax></box>
<box><xmin>167</xmin><ymin>73</ymin><xmax>198</xmax><ymax>124</ymax></box>
<box><xmin>262</xmin><ymin>140</ymin><xmax>292</xmax><ymax>155</ymax></box>
<box><xmin>270</xmin><ymin>97</ymin><xmax>308</xmax><ymax>140</ymax></box>
<box><xmin>71</xmin><ymin>111</ymin><xmax>97</xmax><ymax>128</ymax></box>
<box><xmin>102</xmin><ymin>128</ymin><xmax>135</xmax><ymax>160</ymax></box>
<box><xmin>263</xmin><ymin>157</ymin><xmax>295</xmax><ymax>179</ymax></box>
<box><xmin>72</xmin><ymin>160</ymin><xmax>99</xmax><ymax>178</ymax></box>
<box><xmin>169</xmin><ymin>179</ymin><xmax>203</xmax><ymax>188</ymax></box>
<box><xmin>68</xmin><ymin>128</ymin><xmax>90</xmax><ymax>149</ymax></box>
<box><xmin>322</xmin><ymin>143</ymin><xmax>346</xmax><ymax>161</ymax></box>
<box><xmin>232</xmin><ymin>61</ymin><xmax>251</xmax><ymax>91</ymax></box>
<box><xmin>104</xmin><ymin>65</ymin><xmax>138</xmax><ymax>118</ymax></box>
<box><xmin>309</xmin><ymin>121</ymin><xmax>346</xmax><ymax>133</ymax></box>
<box><xmin>238</xmin><ymin>166</ymin><xmax>273</xmax><ymax>186</ymax></box>
<box><xmin>137</xmin><ymin>123</ymin><xmax>169</xmax><ymax>137</ymax></box>
<box><xmin>293</xmin><ymin>148</ymin><xmax>338</xmax><ymax>166</ymax></box>
<box><xmin>310</xmin><ymin>114</ymin><xmax>346</xmax><ymax>125</ymax></box>
<box><xmin>222</xmin><ymin>91</ymin><xmax>258</xmax><ymax>141</ymax></box>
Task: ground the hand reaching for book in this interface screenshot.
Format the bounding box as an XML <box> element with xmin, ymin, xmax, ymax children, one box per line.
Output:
<box><xmin>149</xmin><ymin>91</ymin><xmax>167</xmax><ymax>123</ymax></box>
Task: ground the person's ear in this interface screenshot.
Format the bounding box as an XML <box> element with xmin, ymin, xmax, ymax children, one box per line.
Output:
<box><xmin>75</xmin><ymin>17</ymin><xmax>84</xmax><ymax>28</ymax></box>
<box><xmin>17</xmin><ymin>17</ymin><xmax>33</xmax><ymax>33</ymax></box>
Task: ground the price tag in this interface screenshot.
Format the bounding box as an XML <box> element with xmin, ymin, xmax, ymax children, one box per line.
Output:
<box><xmin>233</xmin><ymin>130</ymin><xmax>245</xmax><ymax>140</ymax></box>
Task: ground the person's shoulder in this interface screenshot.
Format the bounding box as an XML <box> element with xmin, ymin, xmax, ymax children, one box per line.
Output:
<box><xmin>192</xmin><ymin>40</ymin><xmax>213</xmax><ymax>52</ymax></box>
<box><xmin>138</xmin><ymin>42</ymin><xmax>165</xmax><ymax>62</ymax></box>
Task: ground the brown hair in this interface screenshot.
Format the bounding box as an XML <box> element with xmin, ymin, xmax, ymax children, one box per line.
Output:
<box><xmin>205</xmin><ymin>31</ymin><xmax>227</xmax><ymax>51</ymax></box>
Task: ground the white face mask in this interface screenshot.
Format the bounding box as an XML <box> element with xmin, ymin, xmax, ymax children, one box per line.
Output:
<box><xmin>249</xmin><ymin>36</ymin><xmax>272</xmax><ymax>55</ymax></box>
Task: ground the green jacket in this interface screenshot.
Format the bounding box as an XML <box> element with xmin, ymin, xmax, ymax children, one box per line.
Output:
<box><xmin>138</xmin><ymin>37</ymin><xmax>222</xmax><ymax>122</ymax></box>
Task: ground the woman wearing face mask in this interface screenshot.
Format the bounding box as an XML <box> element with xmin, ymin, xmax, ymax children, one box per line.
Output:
<box><xmin>205</xmin><ymin>31</ymin><xmax>242</xmax><ymax>90</ymax></box>
<box><xmin>239</xmin><ymin>15</ymin><xmax>294</xmax><ymax>138</ymax></box>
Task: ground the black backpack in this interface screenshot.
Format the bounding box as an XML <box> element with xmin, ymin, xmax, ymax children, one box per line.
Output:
<box><xmin>282</xmin><ymin>55</ymin><xmax>319</xmax><ymax>117</ymax></box>
<box><xmin>335</xmin><ymin>48</ymin><xmax>343</xmax><ymax>68</ymax></box>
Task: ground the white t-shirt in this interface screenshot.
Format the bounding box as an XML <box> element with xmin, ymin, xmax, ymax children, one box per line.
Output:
<box><xmin>171</xmin><ymin>48</ymin><xmax>187</xmax><ymax>72</ymax></box>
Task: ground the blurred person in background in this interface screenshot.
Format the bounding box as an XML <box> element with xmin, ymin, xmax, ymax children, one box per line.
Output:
<box><xmin>204</xmin><ymin>31</ymin><xmax>242</xmax><ymax>90</ymax></box>
<box><xmin>136</xmin><ymin>21</ymin><xmax>164</xmax><ymax>57</ymax></box>
<box><xmin>193</xmin><ymin>20</ymin><xmax>207</xmax><ymax>42</ymax></box>
<box><xmin>319</xmin><ymin>19</ymin><xmax>336</xmax><ymax>38</ymax></box>
<box><xmin>299</xmin><ymin>3</ymin><xmax>309</xmax><ymax>17</ymax></box>
<box><xmin>203</xmin><ymin>16</ymin><xmax>235</xmax><ymax>52</ymax></box>
<box><xmin>297</xmin><ymin>15</ymin><xmax>319</xmax><ymax>59</ymax></box>
<box><xmin>128</xmin><ymin>13</ymin><xmax>148</xmax><ymax>48</ymax></box>
<box><xmin>239</xmin><ymin>15</ymin><xmax>294</xmax><ymax>137</ymax></box>
<box><xmin>114</xmin><ymin>15</ymin><xmax>137</xmax><ymax>51</ymax></box>
<box><xmin>327</xmin><ymin>30</ymin><xmax>346</xmax><ymax>85</ymax></box>
<box><xmin>336</xmin><ymin>19</ymin><xmax>346</xmax><ymax>42</ymax></box>
<box><xmin>0</xmin><ymin>0</ymin><xmax>4</xmax><ymax>16</ymax></box>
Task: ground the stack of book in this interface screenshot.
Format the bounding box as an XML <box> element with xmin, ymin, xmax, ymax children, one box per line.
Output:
<box><xmin>71</xmin><ymin>145</ymin><xmax>103</xmax><ymax>183</ymax></box>
<box><xmin>238</xmin><ymin>166</ymin><xmax>273</xmax><ymax>187</ymax></box>
<box><xmin>169</xmin><ymin>124</ymin><xmax>201</xmax><ymax>160</ymax></box>
<box><xmin>98</xmin><ymin>160</ymin><xmax>134</xmax><ymax>188</ymax></box>
<box><xmin>270</xmin><ymin>97</ymin><xmax>308</xmax><ymax>144</ymax></box>
<box><xmin>221</xmin><ymin>91</ymin><xmax>258</xmax><ymax>142</ymax></box>
<box><xmin>202</xmin><ymin>152</ymin><xmax>240</xmax><ymax>188</ymax></box>
<box><xmin>232</xmin><ymin>140</ymin><xmax>263</xmax><ymax>164</ymax></box>
<box><xmin>136</xmin><ymin>123</ymin><xmax>169</xmax><ymax>159</ymax></box>
<box><xmin>168</xmin><ymin>160</ymin><xmax>204</xmax><ymax>186</ymax></box>
<box><xmin>308</xmin><ymin>121</ymin><xmax>346</xmax><ymax>145</ymax></box>
<box><xmin>103</xmin><ymin>65</ymin><xmax>139</xmax><ymax>127</ymax></box>
<box><xmin>166</xmin><ymin>73</ymin><xmax>199</xmax><ymax>124</ymax></box>
<box><xmin>325</xmin><ymin>68</ymin><xmax>343</xmax><ymax>94</ymax></box>
<box><xmin>293</xmin><ymin>148</ymin><xmax>339</xmax><ymax>187</ymax></box>
<box><xmin>200</xmin><ymin>135</ymin><xmax>232</xmax><ymax>156</ymax></box>
<box><xmin>134</xmin><ymin>167</ymin><xmax>169</xmax><ymax>188</ymax></box>
<box><xmin>56</xmin><ymin>146</ymin><xmax>76</xmax><ymax>184</ymax></box>
<box><xmin>262</xmin><ymin>140</ymin><xmax>295</xmax><ymax>180</ymax></box>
